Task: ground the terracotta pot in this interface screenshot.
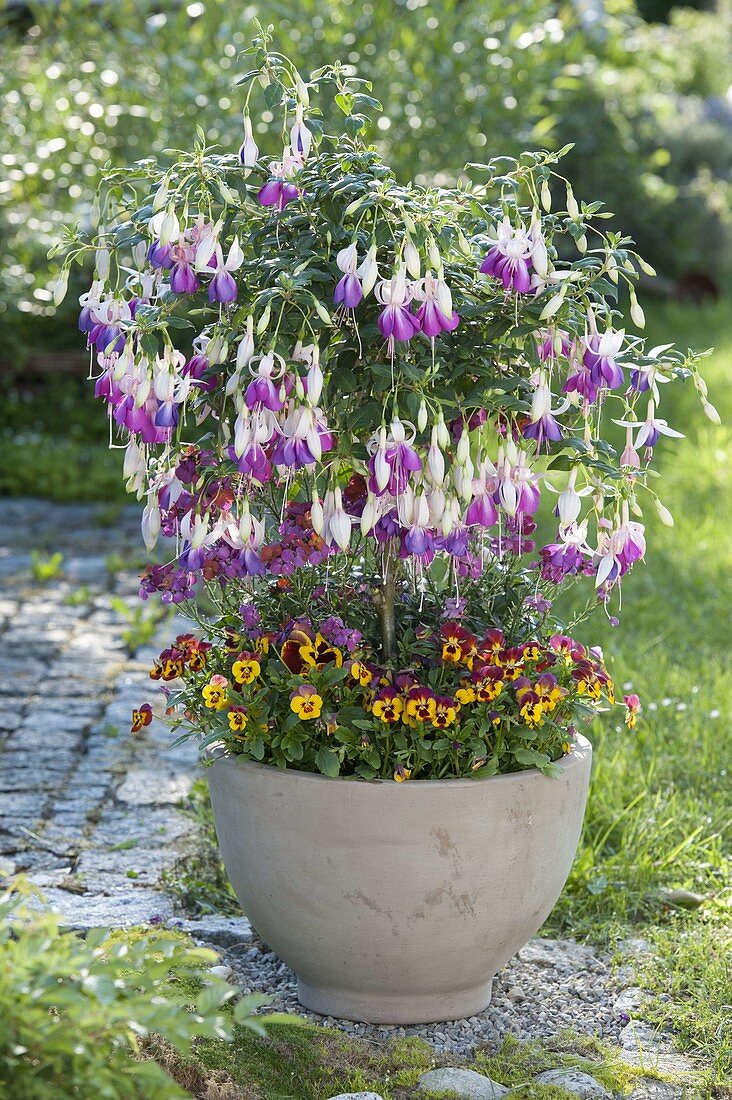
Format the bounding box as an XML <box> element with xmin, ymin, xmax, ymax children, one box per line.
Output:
<box><xmin>206</xmin><ymin>735</ymin><xmax>591</xmax><ymax>1024</ymax></box>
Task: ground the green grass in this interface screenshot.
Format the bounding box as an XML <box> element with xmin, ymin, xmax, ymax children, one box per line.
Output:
<box><xmin>149</xmin><ymin>1020</ymin><xmax>640</xmax><ymax>1100</ymax></box>
<box><xmin>545</xmin><ymin>293</ymin><xmax>732</xmax><ymax>1089</ymax></box>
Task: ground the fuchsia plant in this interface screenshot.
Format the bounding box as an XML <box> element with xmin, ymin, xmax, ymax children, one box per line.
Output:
<box><xmin>61</xmin><ymin>32</ymin><xmax>716</xmax><ymax>780</ymax></box>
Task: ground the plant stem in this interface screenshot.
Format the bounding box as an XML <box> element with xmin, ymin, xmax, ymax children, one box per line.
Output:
<box><xmin>378</xmin><ymin>546</ymin><xmax>397</xmax><ymax>663</ymax></box>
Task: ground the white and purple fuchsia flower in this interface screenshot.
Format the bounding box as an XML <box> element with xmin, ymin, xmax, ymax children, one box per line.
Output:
<box><xmin>614</xmin><ymin>400</ymin><xmax>684</xmax><ymax>460</ymax></box>
<box><xmin>245</xmin><ymin>351</ymin><xmax>287</xmax><ymax>413</ymax></box>
<box><xmin>495</xmin><ymin>446</ymin><xmax>542</xmax><ymax>518</ymax></box>
<box><xmin>522</xmin><ymin>373</ymin><xmax>566</xmax><ymax>451</ymax></box>
<box><xmin>152</xmin><ymin>348</ymin><xmax>190</xmax><ymax>429</ymax></box>
<box><xmin>207</xmin><ymin>237</ymin><xmax>244</xmax><ymax>305</ymax></box>
<box><xmin>367</xmin><ymin>419</ymin><xmax>423</xmax><ymax>498</ymax></box>
<box><xmin>375</xmin><ymin>269</ymin><xmax>420</xmax><ymax>346</ymax></box>
<box><xmin>271</xmin><ymin>401</ymin><xmax>334</xmax><ymax>470</ymax></box>
<box><xmin>595</xmin><ymin>503</ymin><xmax>646</xmax><ymax>588</ymax></box>
<box><xmin>480</xmin><ymin>214</ymin><xmax>547</xmax><ymax>294</ymax></box>
<box><xmin>257</xmin><ymin>146</ymin><xmax>303</xmax><ymax>210</ymax></box>
<box><xmin>546</xmin><ymin>467</ymin><xmax>593</xmax><ymax>528</ymax></box>
<box><xmin>540</xmin><ymin>519</ymin><xmax>593</xmax><ymax>583</ymax></box>
<box><xmin>564</xmin><ymin>324</ymin><xmax>625</xmax><ymax>404</ymax></box>
<box><xmin>333</xmin><ymin>243</ymin><xmax>364</xmax><ymax>310</ymax></box>
<box><xmin>465</xmin><ymin>458</ymin><xmax>499</xmax><ymax>529</ymax></box>
<box><xmin>413</xmin><ymin>270</ymin><xmax>460</xmax><ymax>339</ymax></box>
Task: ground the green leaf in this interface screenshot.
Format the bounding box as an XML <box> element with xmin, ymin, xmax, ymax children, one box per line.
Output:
<box><xmin>315</xmin><ymin>748</ymin><xmax>340</xmax><ymax>777</ymax></box>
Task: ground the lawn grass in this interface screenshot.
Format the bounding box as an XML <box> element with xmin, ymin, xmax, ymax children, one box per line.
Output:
<box><xmin>545</xmin><ymin>293</ymin><xmax>732</xmax><ymax>1089</ymax></box>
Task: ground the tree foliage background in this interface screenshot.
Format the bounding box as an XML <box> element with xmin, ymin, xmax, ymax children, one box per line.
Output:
<box><xmin>1</xmin><ymin>0</ymin><xmax>731</xmax><ymax>357</ymax></box>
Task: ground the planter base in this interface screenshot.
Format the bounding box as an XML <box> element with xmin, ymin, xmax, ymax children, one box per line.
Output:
<box><xmin>297</xmin><ymin>976</ymin><xmax>493</xmax><ymax>1025</ymax></box>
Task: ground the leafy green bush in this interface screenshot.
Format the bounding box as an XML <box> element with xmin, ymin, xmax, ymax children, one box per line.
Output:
<box><xmin>0</xmin><ymin>881</ymin><xmax>269</xmax><ymax>1100</ymax></box>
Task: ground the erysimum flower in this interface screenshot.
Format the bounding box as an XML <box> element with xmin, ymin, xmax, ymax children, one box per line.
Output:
<box><xmin>290</xmin><ymin>684</ymin><xmax>323</xmax><ymax>720</ymax></box>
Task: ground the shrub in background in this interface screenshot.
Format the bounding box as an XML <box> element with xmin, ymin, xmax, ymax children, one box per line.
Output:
<box><xmin>1</xmin><ymin>0</ymin><xmax>730</xmax><ymax>362</ymax></box>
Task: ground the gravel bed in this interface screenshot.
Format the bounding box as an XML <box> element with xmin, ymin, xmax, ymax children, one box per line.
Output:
<box><xmin>219</xmin><ymin>934</ymin><xmax>624</xmax><ymax>1057</ymax></box>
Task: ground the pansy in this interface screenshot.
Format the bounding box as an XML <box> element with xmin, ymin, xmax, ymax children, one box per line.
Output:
<box><xmin>432</xmin><ymin>696</ymin><xmax>459</xmax><ymax>728</ymax></box>
<box><xmin>290</xmin><ymin>684</ymin><xmax>323</xmax><ymax>720</ymax></box>
<box><xmin>624</xmin><ymin>693</ymin><xmax>642</xmax><ymax>729</ymax></box>
<box><xmin>131</xmin><ymin>703</ymin><xmax>153</xmax><ymax>733</ymax></box>
<box><xmin>202</xmin><ymin>675</ymin><xmax>229</xmax><ymax>709</ymax></box>
<box><xmin>440</xmin><ymin>622</ymin><xmax>476</xmax><ymax>664</ymax></box>
<box><xmin>231</xmin><ymin>653</ymin><xmax>261</xmax><ymax>685</ymax></box>
<box><xmin>372</xmin><ymin>687</ymin><xmax>404</xmax><ymax>724</ymax></box>
<box><xmin>228</xmin><ymin>706</ymin><xmax>249</xmax><ymax>732</ymax></box>
<box><xmin>405</xmin><ymin>686</ymin><xmax>437</xmax><ymax>722</ymax></box>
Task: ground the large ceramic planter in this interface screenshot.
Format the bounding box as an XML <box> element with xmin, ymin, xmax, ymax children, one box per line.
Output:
<box><xmin>206</xmin><ymin>735</ymin><xmax>592</xmax><ymax>1024</ymax></box>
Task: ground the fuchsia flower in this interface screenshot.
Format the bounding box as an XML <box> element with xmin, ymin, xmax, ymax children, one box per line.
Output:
<box><xmin>208</xmin><ymin>239</ymin><xmax>244</xmax><ymax>304</ymax></box>
<box><xmin>245</xmin><ymin>352</ymin><xmax>286</xmax><ymax>412</ymax></box>
<box><xmin>465</xmin><ymin>460</ymin><xmax>499</xmax><ymax>528</ymax></box>
<box><xmin>522</xmin><ymin>375</ymin><xmax>564</xmax><ymax>451</ymax></box>
<box><xmin>375</xmin><ymin>270</ymin><xmax>420</xmax><ymax>344</ymax></box>
<box><xmin>480</xmin><ymin>216</ymin><xmax>544</xmax><ymax>294</ymax></box>
<box><xmin>615</xmin><ymin>401</ymin><xmax>684</xmax><ymax>455</ymax></box>
<box><xmin>595</xmin><ymin>504</ymin><xmax>646</xmax><ymax>588</ymax></box>
<box><xmin>257</xmin><ymin>146</ymin><xmax>303</xmax><ymax>210</ymax></box>
<box><xmin>413</xmin><ymin>271</ymin><xmax>459</xmax><ymax>338</ymax></box>
<box><xmin>333</xmin><ymin>244</ymin><xmax>363</xmax><ymax>310</ymax></box>
<box><xmin>581</xmin><ymin>327</ymin><xmax>625</xmax><ymax>391</ymax></box>
<box><xmin>367</xmin><ymin>420</ymin><xmax>423</xmax><ymax>498</ymax></box>
<box><xmin>168</xmin><ymin>242</ymin><xmax>199</xmax><ymax>295</ymax></box>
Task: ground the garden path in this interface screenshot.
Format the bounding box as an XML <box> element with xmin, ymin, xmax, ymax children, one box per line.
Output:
<box><xmin>0</xmin><ymin>500</ymin><xmax>695</xmax><ymax>1086</ymax></box>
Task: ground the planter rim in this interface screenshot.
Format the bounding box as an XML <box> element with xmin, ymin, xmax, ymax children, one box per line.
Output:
<box><xmin>206</xmin><ymin>732</ymin><xmax>591</xmax><ymax>789</ymax></box>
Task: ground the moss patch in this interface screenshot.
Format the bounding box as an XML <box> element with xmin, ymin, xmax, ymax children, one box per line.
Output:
<box><xmin>145</xmin><ymin>1021</ymin><xmax>650</xmax><ymax>1100</ymax></box>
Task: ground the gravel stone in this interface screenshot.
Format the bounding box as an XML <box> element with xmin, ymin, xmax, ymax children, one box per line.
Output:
<box><xmin>627</xmin><ymin>1083</ymin><xmax>684</xmax><ymax>1100</ymax></box>
<box><xmin>534</xmin><ymin>1069</ymin><xmax>611</xmax><ymax>1098</ymax></box>
<box><xmin>417</xmin><ymin>1068</ymin><xmax>509</xmax><ymax>1098</ymax></box>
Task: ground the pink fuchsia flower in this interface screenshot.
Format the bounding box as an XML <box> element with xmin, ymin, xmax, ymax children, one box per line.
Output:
<box><xmin>480</xmin><ymin>216</ymin><xmax>536</xmax><ymax>294</ymax></box>
<box><xmin>367</xmin><ymin>420</ymin><xmax>423</xmax><ymax>498</ymax></box>
<box><xmin>413</xmin><ymin>270</ymin><xmax>459</xmax><ymax>338</ymax></box>
<box><xmin>581</xmin><ymin>326</ymin><xmax>625</xmax><ymax>390</ymax></box>
<box><xmin>375</xmin><ymin>269</ymin><xmax>420</xmax><ymax>344</ymax></box>
<box><xmin>333</xmin><ymin>243</ymin><xmax>363</xmax><ymax>310</ymax></box>
<box><xmin>168</xmin><ymin>242</ymin><xmax>199</xmax><ymax>295</ymax></box>
<box><xmin>595</xmin><ymin>505</ymin><xmax>646</xmax><ymax>587</ymax></box>
<box><xmin>238</xmin><ymin>113</ymin><xmax>259</xmax><ymax>168</ymax></box>
<box><xmin>545</xmin><ymin>467</ymin><xmax>592</xmax><ymax>528</ymax></box>
<box><xmin>537</xmin><ymin>327</ymin><xmax>572</xmax><ymax>363</ymax></box>
<box><xmin>539</xmin><ymin>520</ymin><xmax>592</xmax><ymax>583</ymax></box>
<box><xmin>465</xmin><ymin>459</ymin><xmax>499</xmax><ymax>528</ymax></box>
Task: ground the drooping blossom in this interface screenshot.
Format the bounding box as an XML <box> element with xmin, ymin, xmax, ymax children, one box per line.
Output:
<box><xmin>480</xmin><ymin>215</ymin><xmax>544</xmax><ymax>294</ymax></box>
<box><xmin>367</xmin><ymin>420</ymin><xmax>422</xmax><ymax>498</ymax></box>
<box><xmin>333</xmin><ymin>243</ymin><xmax>363</xmax><ymax>309</ymax></box>
<box><xmin>208</xmin><ymin>238</ymin><xmax>244</xmax><ymax>304</ymax></box>
<box><xmin>522</xmin><ymin>374</ymin><xmax>564</xmax><ymax>450</ymax></box>
<box><xmin>257</xmin><ymin>146</ymin><xmax>303</xmax><ymax>209</ymax></box>
<box><xmin>375</xmin><ymin>269</ymin><xmax>420</xmax><ymax>344</ymax></box>
<box><xmin>615</xmin><ymin>401</ymin><xmax>683</xmax><ymax>454</ymax></box>
<box><xmin>413</xmin><ymin>270</ymin><xmax>459</xmax><ymax>338</ymax></box>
